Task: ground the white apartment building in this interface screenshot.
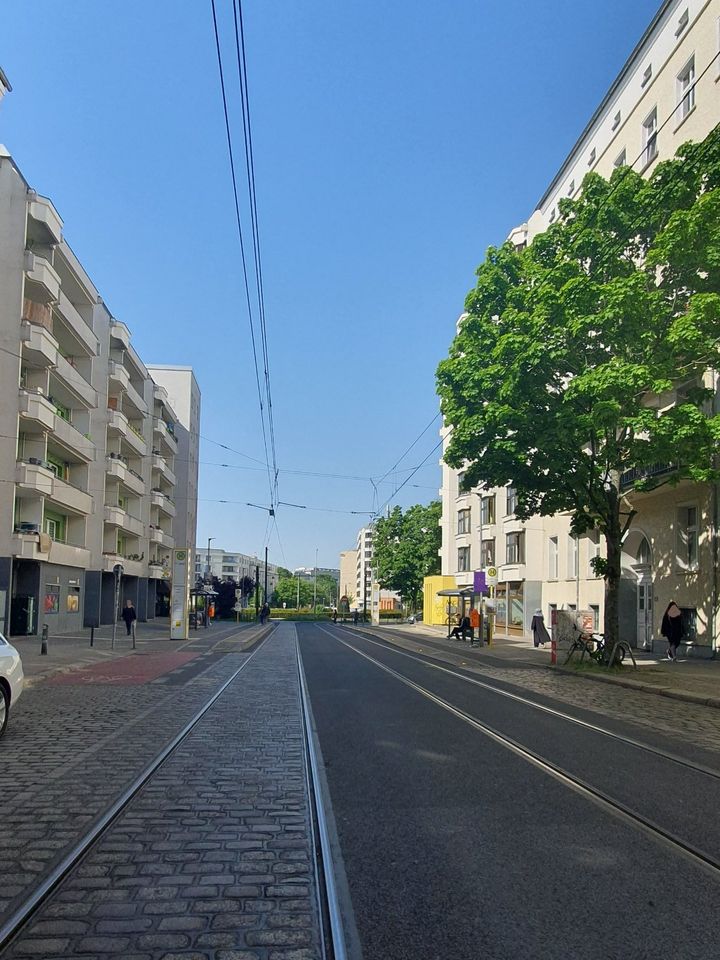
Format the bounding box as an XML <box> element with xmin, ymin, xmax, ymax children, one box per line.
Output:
<box><xmin>147</xmin><ymin>365</ymin><xmax>201</xmax><ymax>552</ymax></box>
<box><xmin>339</xmin><ymin>550</ymin><xmax>357</xmax><ymax>603</ymax></box>
<box><xmin>194</xmin><ymin>547</ymin><xmax>280</xmax><ymax>597</ymax></box>
<box><xmin>351</xmin><ymin>525</ymin><xmax>401</xmax><ymax>611</ymax></box>
<box><xmin>440</xmin><ymin>0</ymin><xmax>720</xmax><ymax>649</ymax></box>
<box><xmin>0</xmin><ymin>142</ymin><xmax>200</xmax><ymax>636</ymax></box>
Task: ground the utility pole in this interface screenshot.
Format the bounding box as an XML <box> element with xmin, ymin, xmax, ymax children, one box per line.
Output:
<box><xmin>264</xmin><ymin>546</ymin><xmax>269</xmax><ymax>608</ymax></box>
<box><xmin>255</xmin><ymin>563</ymin><xmax>260</xmax><ymax>618</ymax></box>
<box><xmin>313</xmin><ymin>548</ymin><xmax>318</xmax><ymax>613</ymax></box>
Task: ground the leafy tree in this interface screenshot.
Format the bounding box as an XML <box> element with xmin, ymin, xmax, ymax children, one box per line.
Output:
<box><xmin>437</xmin><ymin>128</ymin><xmax>720</xmax><ymax>655</ymax></box>
<box><xmin>210</xmin><ymin>577</ymin><xmax>238</xmax><ymax>619</ymax></box>
<box><xmin>374</xmin><ymin>501</ymin><xmax>442</xmax><ymax>611</ymax></box>
<box><xmin>238</xmin><ymin>575</ymin><xmax>255</xmax><ymax>602</ymax></box>
<box><xmin>273</xmin><ymin>576</ymin><xmax>314</xmax><ymax>608</ymax></box>
<box><xmin>276</xmin><ymin>566</ymin><xmax>293</xmax><ymax>580</ymax></box>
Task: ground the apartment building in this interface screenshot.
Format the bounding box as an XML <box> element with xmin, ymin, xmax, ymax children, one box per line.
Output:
<box><xmin>147</xmin><ymin>365</ymin><xmax>201</xmax><ymax>552</ymax></box>
<box><xmin>440</xmin><ymin>0</ymin><xmax>720</xmax><ymax>649</ymax></box>
<box><xmin>0</xmin><ymin>144</ymin><xmax>199</xmax><ymax>636</ymax></box>
<box><xmin>339</xmin><ymin>550</ymin><xmax>357</xmax><ymax>603</ymax></box>
<box><xmin>194</xmin><ymin>547</ymin><xmax>280</xmax><ymax>597</ymax></box>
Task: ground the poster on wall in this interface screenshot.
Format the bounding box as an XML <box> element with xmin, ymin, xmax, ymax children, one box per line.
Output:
<box><xmin>170</xmin><ymin>547</ymin><xmax>190</xmax><ymax>640</ymax></box>
<box><xmin>371</xmin><ymin>581</ymin><xmax>380</xmax><ymax>625</ymax></box>
<box><xmin>44</xmin><ymin>585</ymin><xmax>60</xmax><ymax>614</ymax></box>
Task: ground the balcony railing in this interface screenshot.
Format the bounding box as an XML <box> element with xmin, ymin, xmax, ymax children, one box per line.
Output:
<box><xmin>620</xmin><ymin>462</ymin><xmax>675</xmax><ymax>491</ymax></box>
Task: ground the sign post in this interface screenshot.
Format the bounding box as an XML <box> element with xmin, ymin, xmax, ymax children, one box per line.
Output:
<box><xmin>111</xmin><ymin>563</ymin><xmax>123</xmax><ymax>650</ymax></box>
<box><xmin>170</xmin><ymin>548</ymin><xmax>190</xmax><ymax>640</ymax></box>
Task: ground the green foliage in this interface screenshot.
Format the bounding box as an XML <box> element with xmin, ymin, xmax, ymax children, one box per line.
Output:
<box><xmin>373</xmin><ymin>501</ymin><xmax>442</xmax><ymax>610</ymax></box>
<box><xmin>437</xmin><ymin>127</ymin><xmax>720</xmax><ymax>644</ymax></box>
<box><xmin>273</xmin><ymin>577</ymin><xmax>314</xmax><ymax>608</ymax></box>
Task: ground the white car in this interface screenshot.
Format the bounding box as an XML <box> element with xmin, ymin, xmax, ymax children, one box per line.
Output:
<box><xmin>0</xmin><ymin>632</ymin><xmax>23</xmax><ymax>738</ymax></box>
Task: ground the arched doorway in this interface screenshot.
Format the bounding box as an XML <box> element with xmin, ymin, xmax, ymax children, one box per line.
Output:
<box><xmin>622</xmin><ymin>531</ymin><xmax>653</xmax><ymax>650</ymax></box>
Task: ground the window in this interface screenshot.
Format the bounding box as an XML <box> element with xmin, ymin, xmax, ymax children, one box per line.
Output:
<box><xmin>587</xmin><ymin>147</ymin><xmax>596</xmax><ymax>166</ymax></box>
<box><xmin>481</xmin><ymin>539</ymin><xmax>495</xmax><ymax>568</ymax></box>
<box><xmin>567</xmin><ymin>535</ymin><xmax>579</xmax><ymax>579</ymax></box>
<box><xmin>44</xmin><ymin>510</ymin><xmax>66</xmax><ymax>542</ymax></box>
<box><xmin>506</xmin><ymin>531</ymin><xmax>524</xmax><ymax>564</ymax></box>
<box><xmin>676</xmin><ymin>505</ymin><xmax>698</xmax><ymax>570</ymax></box>
<box><xmin>568</xmin><ymin>179</ymin><xmax>575</xmax><ymax>196</ymax></box>
<box><xmin>675</xmin><ymin>8</ymin><xmax>689</xmax><ymax>36</ymax></box>
<box><xmin>457</xmin><ymin>546</ymin><xmax>470</xmax><ymax>572</ymax></box>
<box><xmin>457</xmin><ymin>470</ymin><xmax>467</xmax><ymax>491</ymax></box>
<box><xmin>587</xmin><ymin>530</ymin><xmax>601</xmax><ymax>576</ymax></box>
<box><xmin>642</xmin><ymin>108</ymin><xmax>658</xmax><ymax>166</ymax></box>
<box><xmin>46</xmin><ymin>453</ymin><xmax>68</xmax><ymax>481</ymax></box>
<box><xmin>549</xmin><ymin>207</ymin><xmax>556</xmax><ymax>223</ymax></box>
<box><xmin>614</xmin><ymin>148</ymin><xmax>627</xmax><ymax>168</ymax></box>
<box><xmin>548</xmin><ymin>536</ymin><xmax>558</xmax><ymax>579</ymax></box>
<box><xmin>612</xmin><ymin>110</ymin><xmax>621</xmax><ymax>131</ymax></box>
<box><xmin>457</xmin><ymin>509</ymin><xmax>471</xmax><ymax>535</ymax></box>
<box><xmin>590</xmin><ymin>604</ymin><xmax>600</xmax><ymax>631</ymax></box>
<box><xmin>680</xmin><ymin>606</ymin><xmax>697</xmax><ymax>641</ymax></box>
<box><xmin>641</xmin><ymin>64</ymin><xmax>652</xmax><ymax>87</ymax></box>
<box><xmin>676</xmin><ymin>57</ymin><xmax>695</xmax><ymax>123</ymax></box>
<box><xmin>480</xmin><ymin>495</ymin><xmax>496</xmax><ymax>525</ymax></box>
<box><xmin>506</xmin><ymin>487</ymin><xmax>517</xmax><ymax>515</ymax></box>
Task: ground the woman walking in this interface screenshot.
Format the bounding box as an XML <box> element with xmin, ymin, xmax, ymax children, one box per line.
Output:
<box><xmin>661</xmin><ymin>601</ymin><xmax>683</xmax><ymax>660</ymax></box>
<box><xmin>530</xmin><ymin>609</ymin><xmax>551</xmax><ymax>647</ymax></box>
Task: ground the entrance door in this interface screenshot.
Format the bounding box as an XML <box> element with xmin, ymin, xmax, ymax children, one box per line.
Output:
<box><xmin>636</xmin><ymin>578</ymin><xmax>652</xmax><ymax>650</ymax></box>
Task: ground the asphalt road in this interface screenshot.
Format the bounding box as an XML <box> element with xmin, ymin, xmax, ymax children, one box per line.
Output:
<box><xmin>299</xmin><ymin>621</ymin><xmax>720</xmax><ymax>960</ymax></box>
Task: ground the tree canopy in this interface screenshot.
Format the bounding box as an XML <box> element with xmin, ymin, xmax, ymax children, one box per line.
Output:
<box><xmin>437</xmin><ymin>127</ymin><xmax>720</xmax><ymax>649</ymax></box>
<box><xmin>373</xmin><ymin>501</ymin><xmax>442</xmax><ymax>610</ymax></box>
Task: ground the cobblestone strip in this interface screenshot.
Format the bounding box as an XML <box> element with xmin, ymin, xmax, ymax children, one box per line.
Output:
<box><xmin>1</xmin><ymin>633</ymin><xmax>269</xmax><ymax>924</ymax></box>
<box><xmin>3</xmin><ymin>623</ymin><xmax>322</xmax><ymax>960</ymax></box>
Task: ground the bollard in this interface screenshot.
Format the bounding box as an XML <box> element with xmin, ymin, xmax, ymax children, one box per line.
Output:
<box><xmin>132</xmin><ymin>620</ymin><xmax>136</xmax><ymax>650</ymax></box>
<box><xmin>41</xmin><ymin>624</ymin><xmax>48</xmax><ymax>656</ymax></box>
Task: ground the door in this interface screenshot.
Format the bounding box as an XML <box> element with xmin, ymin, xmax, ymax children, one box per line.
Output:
<box><xmin>636</xmin><ymin>579</ymin><xmax>652</xmax><ymax>650</ymax></box>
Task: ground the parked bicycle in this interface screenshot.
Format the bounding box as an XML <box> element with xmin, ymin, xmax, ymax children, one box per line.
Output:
<box><xmin>564</xmin><ymin>627</ymin><xmax>631</xmax><ymax>668</ymax></box>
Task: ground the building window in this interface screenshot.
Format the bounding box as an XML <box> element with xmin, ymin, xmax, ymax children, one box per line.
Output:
<box><xmin>457</xmin><ymin>546</ymin><xmax>471</xmax><ymax>572</ymax></box>
<box><xmin>549</xmin><ymin>207</ymin><xmax>556</xmax><ymax>223</ymax></box>
<box><xmin>642</xmin><ymin>108</ymin><xmax>658</xmax><ymax>166</ymax></box>
<box><xmin>506</xmin><ymin>531</ymin><xmax>524</xmax><ymax>564</ymax></box>
<box><xmin>612</xmin><ymin>110</ymin><xmax>621</xmax><ymax>131</ymax></box>
<box><xmin>680</xmin><ymin>606</ymin><xmax>697</xmax><ymax>641</ymax></box>
<box><xmin>590</xmin><ymin>604</ymin><xmax>600</xmax><ymax>631</ymax></box>
<box><xmin>506</xmin><ymin>487</ymin><xmax>517</xmax><ymax>516</ymax></box>
<box><xmin>548</xmin><ymin>536</ymin><xmax>558</xmax><ymax>579</ymax></box>
<box><xmin>481</xmin><ymin>539</ymin><xmax>495</xmax><ymax>568</ymax></box>
<box><xmin>641</xmin><ymin>64</ymin><xmax>652</xmax><ymax>87</ymax></box>
<box><xmin>568</xmin><ymin>179</ymin><xmax>575</xmax><ymax>196</ymax></box>
<box><xmin>676</xmin><ymin>56</ymin><xmax>695</xmax><ymax>123</ymax></box>
<box><xmin>457</xmin><ymin>509</ymin><xmax>471</xmax><ymax>535</ymax></box>
<box><xmin>457</xmin><ymin>470</ymin><xmax>467</xmax><ymax>492</ymax></box>
<box><xmin>676</xmin><ymin>505</ymin><xmax>698</xmax><ymax>570</ymax></box>
<box><xmin>587</xmin><ymin>530</ymin><xmax>601</xmax><ymax>575</ymax></box>
<box><xmin>567</xmin><ymin>535</ymin><xmax>579</xmax><ymax>579</ymax></box>
<box><xmin>588</xmin><ymin>147</ymin><xmax>596</xmax><ymax>166</ymax></box>
<box><xmin>480</xmin><ymin>495</ymin><xmax>496</xmax><ymax>525</ymax></box>
<box><xmin>614</xmin><ymin>148</ymin><xmax>627</xmax><ymax>168</ymax></box>
<box><xmin>675</xmin><ymin>8</ymin><xmax>689</xmax><ymax>36</ymax></box>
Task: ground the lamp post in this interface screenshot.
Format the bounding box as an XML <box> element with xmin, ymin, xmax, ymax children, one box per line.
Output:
<box><xmin>205</xmin><ymin>538</ymin><xmax>214</xmax><ymax>630</ymax></box>
<box><xmin>206</xmin><ymin>537</ymin><xmax>215</xmax><ymax>581</ymax></box>
<box><xmin>313</xmin><ymin>548</ymin><xmax>318</xmax><ymax>613</ymax></box>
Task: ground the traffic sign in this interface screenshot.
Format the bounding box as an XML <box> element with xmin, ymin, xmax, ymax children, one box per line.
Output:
<box><xmin>485</xmin><ymin>566</ymin><xmax>498</xmax><ymax>586</ymax></box>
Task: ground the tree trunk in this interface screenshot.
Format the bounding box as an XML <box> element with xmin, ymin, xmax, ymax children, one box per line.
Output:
<box><xmin>603</xmin><ymin>490</ymin><xmax>623</xmax><ymax>661</ymax></box>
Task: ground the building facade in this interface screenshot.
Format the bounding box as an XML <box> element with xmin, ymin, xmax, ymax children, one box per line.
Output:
<box><xmin>440</xmin><ymin>0</ymin><xmax>720</xmax><ymax>650</ymax></box>
<box><xmin>195</xmin><ymin>547</ymin><xmax>280</xmax><ymax>598</ymax></box>
<box><xmin>339</xmin><ymin>550</ymin><xmax>357</xmax><ymax>604</ymax></box>
<box><xmin>0</xmin><ymin>144</ymin><xmax>199</xmax><ymax>636</ymax></box>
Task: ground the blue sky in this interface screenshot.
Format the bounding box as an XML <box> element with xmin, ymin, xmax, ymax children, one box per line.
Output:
<box><xmin>1</xmin><ymin>0</ymin><xmax>661</xmax><ymax>570</ymax></box>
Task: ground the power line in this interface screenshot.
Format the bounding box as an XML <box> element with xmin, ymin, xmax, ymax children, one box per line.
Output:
<box><xmin>374</xmin><ymin>412</ymin><xmax>441</xmax><ymax>489</ymax></box>
<box><xmin>374</xmin><ymin>438</ymin><xmax>444</xmax><ymax>518</ymax></box>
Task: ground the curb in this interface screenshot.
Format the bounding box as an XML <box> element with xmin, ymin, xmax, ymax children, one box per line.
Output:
<box><xmin>552</xmin><ymin>665</ymin><xmax>720</xmax><ymax>710</ymax></box>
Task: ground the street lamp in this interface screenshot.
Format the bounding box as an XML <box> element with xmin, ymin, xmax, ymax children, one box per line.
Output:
<box><xmin>206</xmin><ymin>537</ymin><xmax>215</xmax><ymax>581</ymax></box>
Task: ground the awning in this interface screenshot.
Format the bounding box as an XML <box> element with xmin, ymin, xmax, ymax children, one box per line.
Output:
<box><xmin>436</xmin><ymin>588</ymin><xmax>476</xmax><ymax>597</ymax></box>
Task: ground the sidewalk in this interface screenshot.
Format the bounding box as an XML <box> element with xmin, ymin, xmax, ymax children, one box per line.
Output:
<box><xmin>365</xmin><ymin>621</ymin><xmax>720</xmax><ymax>709</ymax></box>
<box><xmin>11</xmin><ymin>618</ymin><xmax>258</xmax><ymax>686</ymax></box>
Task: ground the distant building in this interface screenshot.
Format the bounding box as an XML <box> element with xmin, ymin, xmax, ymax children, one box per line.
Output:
<box><xmin>339</xmin><ymin>550</ymin><xmax>357</xmax><ymax>603</ymax></box>
<box><xmin>195</xmin><ymin>547</ymin><xmax>280</xmax><ymax>598</ymax></box>
<box><xmin>293</xmin><ymin>566</ymin><xmax>339</xmax><ymax>582</ymax></box>
<box><xmin>352</xmin><ymin>525</ymin><xmax>401</xmax><ymax>612</ymax></box>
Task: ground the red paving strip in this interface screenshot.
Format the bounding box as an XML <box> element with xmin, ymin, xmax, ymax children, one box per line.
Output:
<box><xmin>48</xmin><ymin>651</ymin><xmax>200</xmax><ymax>685</ymax></box>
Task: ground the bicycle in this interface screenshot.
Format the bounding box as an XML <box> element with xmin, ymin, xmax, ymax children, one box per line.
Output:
<box><xmin>564</xmin><ymin>628</ymin><xmax>631</xmax><ymax>667</ymax></box>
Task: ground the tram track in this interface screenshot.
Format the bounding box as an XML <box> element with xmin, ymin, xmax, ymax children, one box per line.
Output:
<box><xmin>0</xmin><ymin>624</ymin><xmax>277</xmax><ymax>956</ymax></box>
<box><xmin>318</xmin><ymin>624</ymin><xmax>720</xmax><ymax>880</ymax></box>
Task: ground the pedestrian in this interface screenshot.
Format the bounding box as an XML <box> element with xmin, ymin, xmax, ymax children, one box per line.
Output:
<box><xmin>661</xmin><ymin>601</ymin><xmax>683</xmax><ymax>660</ymax></box>
<box><xmin>121</xmin><ymin>599</ymin><xmax>137</xmax><ymax>637</ymax></box>
<box><xmin>450</xmin><ymin>614</ymin><xmax>471</xmax><ymax>641</ymax></box>
<box><xmin>332</xmin><ymin>607</ymin><xmax>338</xmax><ymax>623</ymax></box>
<box><xmin>353</xmin><ymin>609</ymin><xmax>359</xmax><ymax>625</ymax></box>
<box><xmin>530</xmin><ymin>608</ymin><xmax>551</xmax><ymax>647</ymax></box>
<box><xmin>259</xmin><ymin>601</ymin><xmax>270</xmax><ymax>625</ymax></box>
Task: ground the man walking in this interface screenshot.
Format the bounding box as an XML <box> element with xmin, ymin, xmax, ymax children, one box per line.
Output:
<box><xmin>259</xmin><ymin>601</ymin><xmax>270</xmax><ymax>625</ymax></box>
<box><xmin>121</xmin><ymin>599</ymin><xmax>137</xmax><ymax>637</ymax></box>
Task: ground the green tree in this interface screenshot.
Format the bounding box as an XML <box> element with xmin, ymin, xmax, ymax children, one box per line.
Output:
<box><xmin>437</xmin><ymin>128</ymin><xmax>720</xmax><ymax>655</ymax></box>
<box><xmin>374</xmin><ymin>501</ymin><xmax>442</xmax><ymax>611</ymax></box>
<box><xmin>273</xmin><ymin>576</ymin><xmax>314</xmax><ymax>608</ymax></box>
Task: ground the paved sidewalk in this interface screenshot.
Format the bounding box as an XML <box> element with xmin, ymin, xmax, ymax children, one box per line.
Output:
<box><xmin>364</xmin><ymin>621</ymin><xmax>720</xmax><ymax>709</ymax></box>
<box><xmin>12</xmin><ymin>619</ymin><xmax>258</xmax><ymax>687</ymax></box>
<box><xmin>4</xmin><ymin>623</ymin><xmax>323</xmax><ymax>960</ymax></box>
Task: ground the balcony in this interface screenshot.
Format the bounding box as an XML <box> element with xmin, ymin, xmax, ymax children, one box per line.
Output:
<box><xmin>47</xmin><ymin>474</ymin><xmax>93</xmax><ymax>515</ymax></box>
<box><xmin>56</xmin><ymin>292</ymin><xmax>98</xmax><ymax>357</ymax></box>
<box><xmin>620</xmin><ymin>462</ymin><xmax>676</xmax><ymax>493</ymax></box>
<box><xmin>109</xmin><ymin>320</ymin><xmax>131</xmax><ymax>350</ymax></box>
<box><xmin>54</xmin><ymin>354</ymin><xmax>96</xmax><ymax>408</ymax></box>
<box><xmin>20</xmin><ymin>320</ymin><xmax>58</xmax><ymax>368</ymax></box>
<box><xmin>102</xmin><ymin>553</ymin><xmax>144</xmax><ymax>578</ymax></box>
<box><xmin>24</xmin><ymin>251</ymin><xmax>61</xmax><ymax>302</ymax></box>
<box><xmin>12</xmin><ymin>532</ymin><xmax>90</xmax><ymax>568</ymax></box>
<box><xmin>149</xmin><ymin>526</ymin><xmax>165</xmax><ymax>546</ymax></box>
<box><xmin>108</xmin><ymin>408</ymin><xmax>129</xmax><ymax>438</ymax></box>
<box><xmin>148</xmin><ymin>561</ymin><xmax>170</xmax><ymax>580</ymax></box>
<box><xmin>104</xmin><ymin>505</ymin><xmax>144</xmax><ymax>538</ymax></box>
<box><xmin>19</xmin><ymin>390</ymin><xmax>55</xmax><ymax>433</ymax></box>
<box><xmin>125</xmin><ymin>379</ymin><xmax>148</xmax><ymax>418</ymax></box>
<box><xmin>153</xmin><ymin>418</ymin><xmax>178</xmax><ymax>453</ymax></box>
<box><xmin>124</xmin><ymin>420</ymin><xmax>147</xmax><ymax>456</ymax></box>
<box><xmin>28</xmin><ymin>194</ymin><xmax>63</xmax><ymax>244</ymax></box>
<box><xmin>107</xmin><ymin>457</ymin><xmax>145</xmax><ymax>497</ymax></box>
<box><xmin>51</xmin><ymin>415</ymin><xmax>95</xmax><ymax>464</ymax></box>
<box><xmin>153</xmin><ymin>383</ymin><xmax>169</xmax><ymax>404</ymax></box>
<box><xmin>16</xmin><ymin>461</ymin><xmax>92</xmax><ymax>514</ymax></box>
<box><xmin>151</xmin><ymin>490</ymin><xmax>176</xmax><ymax>518</ymax></box>
<box><xmin>109</xmin><ymin>359</ymin><xmax>130</xmax><ymax>393</ymax></box>
<box><xmin>151</xmin><ymin>453</ymin><xmax>176</xmax><ymax>486</ymax></box>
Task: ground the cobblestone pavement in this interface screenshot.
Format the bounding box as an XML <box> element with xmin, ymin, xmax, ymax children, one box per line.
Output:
<box><xmin>0</xmin><ymin>625</ymin><xmax>268</xmax><ymax>926</ymax></box>
<box><xmin>357</xmin><ymin>627</ymin><xmax>720</xmax><ymax>755</ymax></box>
<box><xmin>3</xmin><ymin>623</ymin><xmax>321</xmax><ymax>960</ymax></box>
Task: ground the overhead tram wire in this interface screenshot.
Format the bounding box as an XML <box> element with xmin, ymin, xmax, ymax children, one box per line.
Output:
<box><xmin>373</xmin><ymin>412</ymin><xmax>441</xmax><ymax>490</ymax></box>
<box><xmin>230</xmin><ymin>0</ymin><xmax>279</xmax><ymax>507</ymax></box>
<box><xmin>374</xmin><ymin>437</ymin><xmax>444</xmax><ymax>519</ymax></box>
<box><xmin>209</xmin><ymin>0</ymin><xmax>275</xmax><ymax>511</ymax></box>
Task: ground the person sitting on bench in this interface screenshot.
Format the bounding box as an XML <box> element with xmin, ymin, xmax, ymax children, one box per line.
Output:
<box><xmin>450</xmin><ymin>615</ymin><xmax>471</xmax><ymax>640</ymax></box>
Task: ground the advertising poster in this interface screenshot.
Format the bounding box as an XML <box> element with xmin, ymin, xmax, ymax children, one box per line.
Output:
<box><xmin>170</xmin><ymin>547</ymin><xmax>190</xmax><ymax>640</ymax></box>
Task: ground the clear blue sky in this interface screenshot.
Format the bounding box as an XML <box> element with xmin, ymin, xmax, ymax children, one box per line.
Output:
<box><xmin>1</xmin><ymin>0</ymin><xmax>661</xmax><ymax>570</ymax></box>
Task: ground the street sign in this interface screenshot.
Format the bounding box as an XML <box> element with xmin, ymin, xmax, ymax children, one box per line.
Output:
<box><xmin>485</xmin><ymin>566</ymin><xmax>498</xmax><ymax>586</ymax></box>
<box><xmin>473</xmin><ymin>570</ymin><xmax>486</xmax><ymax>594</ymax></box>
<box><xmin>113</xmin><ymin>563</ymin><xmax>124</xmax><ymax>577</ymax></box>
<box><xmin>233</xmin><ymin>603</ymin><xmax>243</xmax><ymax>612</ymax></box>
<box><xmin>235</xmin><ymin>588</ymin><xmax>242</xmax><ymax>599</ymax></box>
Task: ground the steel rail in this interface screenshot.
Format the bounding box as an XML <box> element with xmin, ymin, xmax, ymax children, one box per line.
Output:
<box><xmin>0</xmin><ymin>624</ymin><xmax>276</xmax><ymax>955</ymax></box>
<box><xmin>322</xmin><ymin>626</ymin><xmax>720</xmax><ymax>879</ymax></box>
<box><xmin>297</xmin><ymin>632</ymin><xmax>349</xmax><ymax>960</ymax></box>
<box><xmin>334</xmin><ymin>624</ymin><xmax>720</xmax><ymax>782</ymax></box>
